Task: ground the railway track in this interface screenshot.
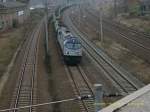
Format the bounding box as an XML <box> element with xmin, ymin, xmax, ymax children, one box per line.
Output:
<box><xmin>84</xmin><ymin>9</ymin><xmax>150</xmax><ymax>50</ymax></box>
<box><xmin>71</xmin><ymin>7</ymin><xmax>150</xmax><ymax>62</ymax></box>
<box><xmin>53</xmin><ymin>22</ymin><xmax>95</xmax><ymax>112</ymax></box>
<box><xmin>86</xmin><ymin>8</ymin><xmax>150</xmax><ymax>46</ymax></box>
<box><xmin>9</xmin><ymin>20</ymin><xmax>43</xmax><ymax>112</ymax></box>
<box><xmin>65</xmin><ymin>65</ymin><xmax>94</xmax><ymax>112</ymax></box>
<box><xmin>63</xmin><ymin>11</ymin><xmax>144</xmax><ymax>95</ymax></box>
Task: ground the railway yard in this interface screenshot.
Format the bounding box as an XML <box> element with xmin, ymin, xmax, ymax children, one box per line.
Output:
<box><xmin>68</xmin><ymin>6</ymin><xmax>150</xmax><ymax>84</ymax></box>
<box><xmin>0</xmin><ymin>2</ymin><xmax>150</xmax><ymax>112</ymax></box>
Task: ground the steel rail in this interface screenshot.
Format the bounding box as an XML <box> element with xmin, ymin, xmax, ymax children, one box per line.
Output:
<box><xmin>29</xmin><ymin>23</ymin><xmax>41</xmax><ymax>112</ymax></box>
<box><xmin>87</xmin><ymin>8</ymin><xmax>150</xmax><ymax>39</ymax></box>
<box><xmin>85</xmin><ymin>9</ymin><xmax>150</xmax><ymax>51</ymax></box>
<box><xmin>10</xmin><ymin>21</ymin><xmax>43</xmax><ymax>112</ymax></box>
<box><xmin>65</xmin><ymin>13</ymin><xmax>144</xmax><ymax>95</ymax></box>
<box><xmin>66</xmin><ymin>65</ymin><xmax>94</xmax><ymax>112</ymax></box>
<box><xmin>53</xmin><ymin>22</ymin><xmax>94</xmax><ymax>112</ymax></box>
<box><xmin>12</xmin><ymin>25</ymin><xmax>38</xmax><ymax>112</ymax></box>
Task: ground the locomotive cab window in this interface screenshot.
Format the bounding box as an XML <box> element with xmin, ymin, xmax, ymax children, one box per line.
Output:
<box><xmin>65</xmin><ymin>42</ymin><xmax>81</xmax><ymax>50</ymax></box>
<box><xmin>58</xmin><ymin>31</ymin><xmax>61</xmax><ymax>35</ymax></box>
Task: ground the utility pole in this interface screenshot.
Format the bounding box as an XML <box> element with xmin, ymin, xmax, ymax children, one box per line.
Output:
<box><xmin>44</xmin><ymin>0</ymin><xmax>49</xmax><ymax>21</ymax></box>
<box><xmin>78</xmin><ymin>1</ymin><xmax>81</xmax><ymax>28</ymax></box>
<box><xmin>45</xmin><ymin>0</ymin><xmax>49</xmax><ymax>54</ymax></box>
<box><xmin>114</xmin><ymin>0</ymin><xmax>117</xmax><ymax>17</ymax></box>
<box><xmin>99</xmin><ymin>2</ymin><xmax>103</xmax><ymax>43</ymax></box>
<box><xmin>123</xmin><ymin>0</ymin><xmax>128</xmax><ymax>13</ymax></box>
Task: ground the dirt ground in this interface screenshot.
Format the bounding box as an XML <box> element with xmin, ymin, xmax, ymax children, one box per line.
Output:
<box><xmin>0</xmin><ymin>11</ymin><xmax>80</xmax><ymax>112</ymax></box>
<box><xmin>95</xmin><ymin>37</ymin><xmax>150</xmax><ymax>84</ymax></box>
<box><xmin>63</xmin><ymin>9</ymin><xmax>123</xmax><ymax>106</ymax></box>
<box><xmin>81</xmin><ymin>54</ymin><xmax>119</xmax><ymax>94</ymax></box>
<box><xmin>81</xmin><ymin>54</ymin><xmax>122</xmax><ymax>106</ymax></box>
<box><xmin>0</xmin><ymin>26</ymin><xmax>29</xmax><ymax>110</ymax></box>
<box><xmin>0</xmin><ymin>27</ymin><xmax>25</xmax><ymax>78</ymax></box>
<box><xmin>70</xmin><ymin>9</ymin><xmax>150</xmax><ymax>84</ymax></box>
<box><xmin>0</xmin><ymin>9</ymin><xmax>44</xmax><ymax>110</ymax></box>
<box><xmin>36</xmin><ymin>24</ymin><xmax>53</xmax><ymax>112</ymax></box>
<box><xmin>115</xmin><ymin>15</ymin><xmax>150</xmax><ymax>33</ymax></box>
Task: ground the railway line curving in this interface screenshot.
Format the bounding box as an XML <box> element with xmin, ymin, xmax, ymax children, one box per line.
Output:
<box><xmin>81</xmin><ymin>8</ymin><xmax>150</xmax><ymax>62</ymax></box>
<box><xmin>9</xmin><ymin>19</ymin><xmax>45</xmax><ymax>112</ymax></box>
<box><xmin>63</xmin><ymin>10</ymin><xmax>144</xmax><ymax>95</ymax></box>
<box><xmin>65</xmin><ymin>65</ymin><xmax>95</xmax><ymax>112</ymax></box>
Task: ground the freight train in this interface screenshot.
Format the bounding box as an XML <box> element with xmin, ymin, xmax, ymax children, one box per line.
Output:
<box><xmin>53</xmin><ymin>15</ymin><xmax>82</xmax><ymax>65</ymax></box>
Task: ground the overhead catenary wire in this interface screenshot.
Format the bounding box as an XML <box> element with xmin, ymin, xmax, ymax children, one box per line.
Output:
<box><xmin>0</xmin><ymin>95</ymin><xmax>92</xmax><ymax>112</ymax></box>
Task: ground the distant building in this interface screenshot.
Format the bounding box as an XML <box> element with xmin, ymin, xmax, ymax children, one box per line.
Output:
<box><xmin>123</xmin><ymin>0</ymin><xmax>150</xmax><ymax>15</ymax></box>
<box><xmin>116</xmin><ymin>0</ymin><xmax>150</xmax><ymax>16</ymax></box>
<box><xmin>0</xmin><ymin>1</ymin><xmax>30</xmax><ymax>31</ymax></box>
<box><xmin>139</xmin><ymin>0</ymin><xmax>150</xmax><ymax>15</ymax></box>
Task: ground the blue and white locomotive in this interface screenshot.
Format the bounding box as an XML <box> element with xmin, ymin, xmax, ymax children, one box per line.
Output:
<box><xmin>54</xmin><ymin>18</ymin><xmax>82</xmax><ymax>64</ymax></box>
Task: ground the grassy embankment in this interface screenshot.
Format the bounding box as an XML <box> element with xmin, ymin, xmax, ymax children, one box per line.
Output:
<box><xmin>0</xmin><ymin>9</ymin><xmax>44</xmax><ymax>79</ymax></box>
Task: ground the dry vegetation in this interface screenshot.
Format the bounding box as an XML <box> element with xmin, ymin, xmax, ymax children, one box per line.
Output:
<box><xmin>95</xmin><ymin>36</ymin><xmax>150</xmax><ymax>84</ymax></box>
<box><xmin>0</xmin><ymin>9</ymin><xmax>45</xmax><ymax>110</ymax></box>
<box><xmin>115</xmin><ymin>15</ymin><xmax>150</xmax><ymax>33</ymax></box>
<box><xmin>0</xmin><ymin>28</ymin><xmax>24</xmax><ymax>78</ymax></box>
<box><xmin>0</xmin><ymin>9</ymin><xmax>44</xmax><ymax>79</ymax></box>
<box><xmin>71</xmin><ymin>7</ymin><xmax>150</xmax><ymax>84</ymax></box>
<box><xmin>71</xmin><ymin>11</ymin><xmax>150</xmax><ymax>84</ymax></box>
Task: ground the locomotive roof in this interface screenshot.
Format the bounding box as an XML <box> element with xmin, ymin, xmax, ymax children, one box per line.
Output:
<box><xmin>56</xmin><ymin>19</ymin><xmax>67</xmax><ymax>27</ymax></box>
<box><xmin>59</xmin><ymin>27</ymin><xmax>71</xmax><ymax>35</ymax></box>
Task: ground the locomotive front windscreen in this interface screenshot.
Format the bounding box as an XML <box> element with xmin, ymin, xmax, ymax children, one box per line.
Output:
<box><xmin>65</xmin><ymin>39</ymin><xmax>81</xmax><ymax>50</ymax></box>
